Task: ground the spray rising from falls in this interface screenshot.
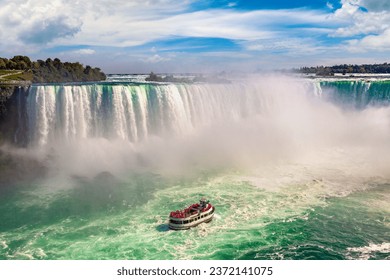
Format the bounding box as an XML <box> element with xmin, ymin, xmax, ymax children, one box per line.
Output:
<box><xmin>26</xmin><ymin>83</ymin><xmax>273</xmax><ymax>146</ymax></box>
<box><xmin>20</xmin><ymin>77</ymin><xmax>390</xmax><ymax>179</ymax></box>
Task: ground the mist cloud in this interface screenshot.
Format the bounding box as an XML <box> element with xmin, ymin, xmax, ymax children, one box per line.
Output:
<box><xmin>13</xmin><ymin>76</ymin><xmax>390</xmax><ymax>184</ymax></box>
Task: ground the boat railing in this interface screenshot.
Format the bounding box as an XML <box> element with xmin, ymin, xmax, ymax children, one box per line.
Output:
<box><xmin>170</xmin><ymin>203</ymin><xmax>213</xmax><ymax>219</ymax></box>
<box><xmin>169</xmin><ymin>206</ymin><xmax>215</xmax><ymax>225</ymax></box>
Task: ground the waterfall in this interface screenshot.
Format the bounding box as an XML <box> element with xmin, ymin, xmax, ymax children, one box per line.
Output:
<box><xmin>318</xmin><ymin>80</ymin><xmax>390</xmax><ymax>108</ymax></box>
<box><xmin>2</xmin><ymin>77</ymin><xmax>385</xmax><ymax>178</ymax></box>
<box><xmin>25</xmin><ymin>83</ymin><xmax>274</xmax><ymax>147</ymax></box>
<box><xmin>21</xmin><ymin>79</ymin><xmax>390</xmax><ymax>148</ymax></box>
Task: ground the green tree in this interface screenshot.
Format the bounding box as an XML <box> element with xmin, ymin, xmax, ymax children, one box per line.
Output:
<box><xmin>17</xmin><ymin>61</ymin><xmax>28</xmax><ymax>70</ymax></box>
<box><xmin>11</xmin><ymin>55</ymin><xmax>32</xmax><ymax>68</ymax></box>
<box><xmin>6</xmin><ymin>60</ymin><xmax>17</xmax><ymax>69</ymax></box>
<box><xmin>0</xmin><ymin>58</ymin><xmax>6</xmax><ymax>69</ymax></box>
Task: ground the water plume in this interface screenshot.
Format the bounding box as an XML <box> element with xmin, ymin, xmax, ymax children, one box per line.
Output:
<box><xmin>12</xmin><ymin>75</ymin><xmax>389</xmax><ymax>182</ymax></box>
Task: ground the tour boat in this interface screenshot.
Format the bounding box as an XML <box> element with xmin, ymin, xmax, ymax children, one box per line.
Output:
<box><xmin>169</xmin><ymin>198</ymin><xmax>215</xmax><ymax>230</ymax></box>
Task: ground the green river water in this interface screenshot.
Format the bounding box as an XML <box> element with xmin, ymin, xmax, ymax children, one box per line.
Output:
<box><xmin>0</xmin><ymin>77</ymin><xmax>389</xmax><ymax>259</ymax></box>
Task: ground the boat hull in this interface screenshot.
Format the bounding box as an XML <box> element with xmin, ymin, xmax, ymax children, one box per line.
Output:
<box><xmin>169</xmin><ymin>206</ymin><xmax>215</xmax><ymax>230</ymax></box>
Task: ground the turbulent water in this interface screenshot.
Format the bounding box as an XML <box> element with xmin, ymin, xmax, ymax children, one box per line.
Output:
<box><xmin>0</xmin><ymin>76</ymin><xmax>389</xmax><ymax>260</ymax></box>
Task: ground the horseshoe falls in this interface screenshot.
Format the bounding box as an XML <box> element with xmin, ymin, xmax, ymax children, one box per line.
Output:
<box><xmin>0</xmin><ymin>76</ymin><xmax>389</xmax><ymax>260</ymax></box>
<box><xmin>26</xmin><ymin>83</ymin><xmax>267</xmax><ymax>147</ymax></box>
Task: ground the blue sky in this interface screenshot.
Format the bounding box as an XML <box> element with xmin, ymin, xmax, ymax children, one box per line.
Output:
<box><xmin>1</xmin><ymin>0</ymin><xmax>390</xmax><ymax>73</ymax></box>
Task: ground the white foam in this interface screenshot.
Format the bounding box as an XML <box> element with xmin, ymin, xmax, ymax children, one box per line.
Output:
<box><xmin>13</xmin><ymin>252</ymin><xmax>34</xmax><ymax>260</ymax></box>
<box><xmin>347</xmin><ymin>243</ymin><xmax>390</xmax><ymax>260</ymax></box>
<box><xmin>36</xmin><ymin>248</ymin><xmax>47</xmax><ymax>258</ymax></box>
<box><xmin>1</xmin><ymin>240</ymin><xmax>8</xmax><ymax>249</ymax></box>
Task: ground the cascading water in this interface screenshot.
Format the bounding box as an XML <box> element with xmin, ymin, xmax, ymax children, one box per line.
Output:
<box><xmin>25</xmin><ymin>82</ymin><xmax>274</xmax><ymax>147</ymax></box>
<box><xmin>24</xmin><ymin>79</ymin><xmax>390</xmax><ymax>148</ymax></box>
<box><xmin>318</xmin><ymin>80</ymin><xmax>390</xmax><ymax>108</ymax></box>
<box><xmin>1</xmin><ymin>76</ymin><xmax>389</xmax><ymax>260</ymax></box>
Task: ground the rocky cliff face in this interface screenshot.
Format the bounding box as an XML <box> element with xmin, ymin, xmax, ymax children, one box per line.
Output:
<box><xmin>0</xmin><ymin>86</ymin><xmax>46</xmax><ymax>186</ymax></box>
<box><xmin>0</xmin><ymin>86</ymin><xmax>29</xmax><ymax>146</ymax></box>
<box><xmin>0</xmin><ymin>86</ymin><xmax>15</xmax><ymax>119</ymax></box>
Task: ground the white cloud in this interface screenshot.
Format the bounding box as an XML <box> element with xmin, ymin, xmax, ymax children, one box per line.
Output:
<box><xmin>0</xmin><ymin>0</ymin><xmax>330</xmax><ymax>51</ymax></box>
<box><xmin>0</xmin><ymin>0</ymin><xmax>81</xmax><ymax>47</ymax></box>
<box><xmin>20</xmin><ymin>16</ymin><xmax>80</xmax><ymax>44</ymax></box>
<box><xmin>348</xmin><ymin>29</ymin><xmax>390</xmax><ymax>51</ymax></box>
<box><xmin>73</xmin><ymin>49</ymin><xmax>96</xmax><ymax>55</ymax></box>
<box><xmin>1</xmin><ymin>0</ymin><xmax>390</xmax><ymax>70</ymax></box>
<box><xmin>0</xmin><ymin>0</ymin><xmax>193</xmax><ymax>52</ymax></box>
<box><xmin>199</xmin><ymin>51</ymin><xmax>252</xmax><ymax>58</ymax></box>
<box><xmin>329</xmin><ymin>0</ymin><xmax>390</xmax><ymax>51</ymax></box>
<box><xmin>359</xmin><ymin>0</ymin><xmax>390</xmax><ymax>12</ymax></box>
<box><xmin>244</xmin><ymin>37</ymin><xmax>334</xmax><ymax>57</ymax></box>
<box><xmin>144</xmin><ymin>54</ymin><xmax>170</xmax><ymax>63</ymax></box>
<box><xmin>330</xmin><ymin>0</ymin><xmax>361</xmax><ymax>24</ymax></box>
<box><xmin>333</xmin><ymin>12</ymin><xmax>390</xmax><ymax>37</ymax></box>
<box><xmin>327</xmin><ymin>2</ymin><xmax>334</xmax><ymax>10</ymax></box>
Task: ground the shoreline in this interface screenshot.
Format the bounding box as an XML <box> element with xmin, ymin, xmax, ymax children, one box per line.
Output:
<box><xmin>300</xmin><ymin>73</ymin><xmax>390</xmax><ymax>81</ymax></box>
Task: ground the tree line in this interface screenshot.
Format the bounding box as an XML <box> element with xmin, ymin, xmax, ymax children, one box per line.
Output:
<box><xmin>0</xmin><ymin>55</ymin><xmax>106</xmax><ymax>83</ymax></box>
<box><xmin>296</xmin><ymin>63</ymin><xmax>390</xmax><ymax>76</ymax></box>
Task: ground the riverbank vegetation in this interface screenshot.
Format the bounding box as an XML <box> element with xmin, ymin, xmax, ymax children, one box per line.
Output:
<box><xmin>0</xmin><ymin>55</ymin><xmax>106</xmax><ymax>83</ymax></box>
<box><xmin>296</xmin><ymin>63</ymin><xmax>390</xmax><ymax>76</ymax></box>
